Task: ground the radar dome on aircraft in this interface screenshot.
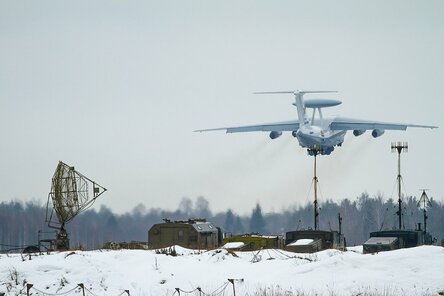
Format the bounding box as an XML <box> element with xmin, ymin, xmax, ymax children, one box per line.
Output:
<box><xmin>304</xmin><ymin>99</ymin><xmax>342</xmax><ymax>108</ymax></box>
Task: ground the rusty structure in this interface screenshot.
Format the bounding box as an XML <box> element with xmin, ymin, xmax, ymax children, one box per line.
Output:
<box><xmin>222</xmin><ymin>233</ymin><xmax>284</xmax><ymax>251</ymax></box>
<box><xmin>39</xmin><ymin>161</ymin><xmax>106</xmax><ymax>251</ymax></box>
<box><xmin>148</xmin><ymin>218</ymin><xmax>221</xmax><ymax>250</ymax></box>
<box><xmin>285</xmin><ymin>229</ymin><xmax>345</xmax><ymax>253</ymax></box>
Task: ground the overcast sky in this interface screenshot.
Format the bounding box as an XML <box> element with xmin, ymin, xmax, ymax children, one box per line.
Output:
<box><xmin>1</xmin><ymin>1</ymin><xmax>443</xmax><ymax>215</ymax></box>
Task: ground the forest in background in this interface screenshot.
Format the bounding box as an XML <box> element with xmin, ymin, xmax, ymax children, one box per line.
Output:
<box><xmin>1</xmin><ymin>193</ymin><xmax>443</xmax><ymax>251</ymax></box>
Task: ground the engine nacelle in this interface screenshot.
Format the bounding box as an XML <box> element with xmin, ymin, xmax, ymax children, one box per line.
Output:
<box><xmin>292</xmin><ymin>131</ymin><xmax>298</xmax><ymax>138</ymax></box>
<box><xmin>371</xmin><ymin>129</ymin><xmax>385</xmax><ymax>138</ymax></box>
<box><xmin>353</xmin><ymin>130</ymin><xmax>366</xmax><ymax>137</ymax></box>
<box><xmin>269</xmin><ymin>131</ymin><xmax>282</xmax><ymax>139</ymax></box>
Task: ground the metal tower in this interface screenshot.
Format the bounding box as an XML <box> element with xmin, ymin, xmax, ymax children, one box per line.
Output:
<box><xmin>308</xmin><ymin>148</ymin><xmax>320</xmax><ymax>230</ymax></box>
<box><xmin>391</xmin><ymin>141</ymin><xmax>408</xmax><ymax>230</ymax></box>
<box><xmin>418</xmin><ymin>189</ymin><xmax>432</xmax><ymax>234</ymax></box>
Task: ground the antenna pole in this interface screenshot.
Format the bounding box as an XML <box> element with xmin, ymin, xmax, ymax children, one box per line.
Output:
<box><xmin>338</xmin><ymin>213</ymin><xmax>342</xmax><ymax>236</ymax></box>
<box><xmin>313</xmin><ymin>150</ymin><xmax>319</xmax><ymax>230</ymax></box>
<box><xmin>397</xmin><ymin>148</ymin><xmax>402</xmax><ymax>229</ymax></box>
<box><xmin>391</xmin><ymin>142</ymin><xmax>408</xmax><ymax>230</ymax></box>
<box><xmin>418</xmin><ymin>189</ymin><xmax>430</xmax><ymax>234</ymax></box>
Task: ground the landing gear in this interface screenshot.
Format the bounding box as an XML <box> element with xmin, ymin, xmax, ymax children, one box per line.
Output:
<box><xmin>307</xmin><ymin>146</ymin><xmax>333</xmax><ymax>156</ymax></box>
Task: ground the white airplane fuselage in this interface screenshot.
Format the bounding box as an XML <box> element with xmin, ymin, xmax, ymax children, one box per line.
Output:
<box><xmin>295</xmin><ymin>117</ymin><xmax>347</xmax><ymax>155</ymax></box>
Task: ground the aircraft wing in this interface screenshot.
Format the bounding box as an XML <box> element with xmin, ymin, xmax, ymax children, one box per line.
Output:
<box><xmin>194</xmin><ymin>120</ymin><xmax>300</xmax><ymax>133</ymax></box>
<box><xmin>330</xmin><ymin>117</ymin><xmax>438</xmax><ymax>131</ymax></box>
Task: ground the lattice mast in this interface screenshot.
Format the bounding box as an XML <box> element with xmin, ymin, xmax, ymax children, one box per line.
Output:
<box><xmin>391</xmin><ymin>142</ymin><xmax>408</xmax><ymax>230</ymax></box>
<box><xmin>313</xmin><ymin>151</ymin><xmax>320</xmax><ymax>230</ymax></box>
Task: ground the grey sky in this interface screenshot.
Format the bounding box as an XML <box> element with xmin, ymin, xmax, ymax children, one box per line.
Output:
<box><xmin>1</xmin><ymin>1</ymin><xmax>443</xmax><ymax>215</ymax></box>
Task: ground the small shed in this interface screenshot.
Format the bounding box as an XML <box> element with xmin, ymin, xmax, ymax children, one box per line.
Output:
<box><xmin>222</xmin><ymin>234</ymin><xmax>284</xmax><ymax>251</ymax></box>
<box><xmin>362</xmin><ymin>229</ymin><xmax>432</xmax><ymax>254</ymax></box>
<box><xmin>363</xmin><ymin>237</ymin><xmax>399</xmax><ymax>253</ymax></box>
<box><xmin>285</xmin><ymin>230</ymin><xmax>345</xmax><ymax>253</ymax></box>
<box><xmin>148</xmin><ymin>218</ymin><xmax>220</xmax><ymax>250</ymax></box>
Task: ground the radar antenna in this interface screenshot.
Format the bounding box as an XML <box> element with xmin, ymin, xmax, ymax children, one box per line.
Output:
<box><xmin>43</xmin><ymin>161</ymin><xmax>107</xmax><ymax>251</ymax></box>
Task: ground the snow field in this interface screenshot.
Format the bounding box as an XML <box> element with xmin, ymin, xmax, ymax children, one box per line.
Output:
<box><xmin>1</xmin><ymin>246</ymin><xmax>443</xmax><ymax>296</ymax></box>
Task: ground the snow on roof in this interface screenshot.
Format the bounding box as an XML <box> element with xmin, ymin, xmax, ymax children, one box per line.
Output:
<box><xmin>287</xmin><ymin>239</ymin><xmax>314</xmax><ymax>246</ymax></box>
<box><xmin>192</xmin><ymin>222</ymin><xmax>217</xmax><ymax>233</ymax></box>
<box><xmin>222</xmin><ymin>242</ymin><xmax>246</xmax><ymax>249</ymax></box>
<box><xmin>249</xmin><ymin>235</ymin><xmax>279</xmax><ymax>239</ymax></box>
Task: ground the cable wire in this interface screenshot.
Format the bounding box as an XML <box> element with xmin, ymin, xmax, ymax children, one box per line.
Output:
<box><xmin>83</xmin><ymin>286</ymin><xmax>100</xmax><ymax>296</ymax></box>
<box><xmin>202</xmin><ymin>282</ymin><xmax>229</xmax><ymax>296</ymax></box>
<box><xmin>31</xmin><ymin>285</ymin><xmax>78</xmax><ymax>296</ymax></box>
<box><xmin>178</xmin><ymin>287</ymin><xmax>198</xmax><ymax>294</ymax></box>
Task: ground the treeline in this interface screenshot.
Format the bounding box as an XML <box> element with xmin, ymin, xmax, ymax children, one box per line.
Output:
<box><xmin>1</xmin><ymin>194</ymin><xmax>443</xmax><ymax>251</ymax></box>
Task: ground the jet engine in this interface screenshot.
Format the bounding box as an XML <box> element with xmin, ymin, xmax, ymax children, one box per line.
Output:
<box><xmin>371</xmin><ymin>129</ymin><xmax>385</xmax><ymax>138</ymax></box>
<box><xmin>269</xmin><ymin>131</ymin><xmax>282</xmax><ymax>139</ymax></box>
<box><xmin>353</xmin><ymin>130</ymin><xmax>366</xmax><ymax>137</ymax></box>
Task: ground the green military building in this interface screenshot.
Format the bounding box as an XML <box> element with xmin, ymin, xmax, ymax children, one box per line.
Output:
<box><xmin>363</xmin><ymin>228</ymin><xmax>433</xmax><ymax>254</ymax></box>
<box><xmin>148</xmin><ymin>218</ymin><xmax>220</xmax><ymax>250</ymax></box>
<box><xmin>222</xmin><ymin>234</ymin><xmax>284</xmax><ymax>251</ymax></box>
<box><xmin>285</xmin><ymin>230</ymin><xmax>345</xmax><ymax>253</ymax></box>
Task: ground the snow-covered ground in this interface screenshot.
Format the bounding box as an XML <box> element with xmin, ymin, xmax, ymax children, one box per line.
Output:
<box><xmin>1</xmin><ymin>246</ymin><xmax>443</xmax><ymax>296</ymax></box>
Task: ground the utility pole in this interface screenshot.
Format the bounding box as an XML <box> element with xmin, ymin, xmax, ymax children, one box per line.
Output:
<box><xmin>391</xmin><ymin>142</ymin><xmax>408</xmax><ymax>230</ymax></box>
<box><xmin>228</xmin><ymin>279</ymin><xmax>236</xmax><ymax>296</ymax></box>
<box><xmin>228</xmin><ymin>278</ymin><xmax>243</xmax><ymax>296</ymax></box>
<box><xmin>338</xmin><ymin>213</ymin><xmax>342</xmax><ymax>236</ymax></box>
<box><xmin>26</xmin><ymin>284</ymin><xmax>33</xmax><ymax>296</ymax></box>
<box><xmin>78</xmin><ymin>283</ymin><xmax>85</xmax><ymax>296</ymax></box>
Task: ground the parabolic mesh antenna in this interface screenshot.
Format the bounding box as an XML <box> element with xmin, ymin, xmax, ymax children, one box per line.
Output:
<box><xmin>45</xmin><ymin>161</ymin><xmax>107</xmax><ymax>250</ymax></box>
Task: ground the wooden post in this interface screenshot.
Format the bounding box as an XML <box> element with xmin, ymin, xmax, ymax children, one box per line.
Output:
<box><xmin>78</xmin><ymin>283</ymin><xmax>85</xmax><ymax>296</ymax></box>
<box><xmin>26</xmin><ymin>283</ymin><xmax>33</xmax><ymax>296</ymax></box>
<box><xmin>228</xmin><ymin>279</ymin><xmax>236</xmax><ymax>296</ymax></box>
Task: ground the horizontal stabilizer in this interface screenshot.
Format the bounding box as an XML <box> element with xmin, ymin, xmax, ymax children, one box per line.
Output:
<box><xmin>254</xmin><ymin>90</ymin><xmax>337</xmax><ymax>95</ymax></box>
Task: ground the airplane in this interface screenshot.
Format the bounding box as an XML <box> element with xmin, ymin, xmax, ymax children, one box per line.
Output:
<box><xmin>195</xmin><ymin>90</ymin><xmax>438</xmax><ymax>156</ymax></box>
